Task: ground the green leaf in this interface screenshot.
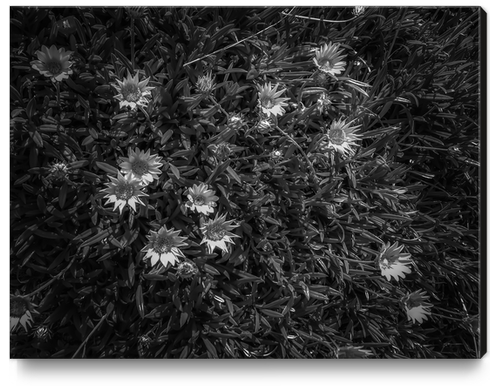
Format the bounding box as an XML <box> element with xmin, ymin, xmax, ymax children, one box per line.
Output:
<box><xmin>96</xmin><ymin>161</ymin><xmax>119</xmax><ymax>175</ymax></box>
<box><xmin>26</xmin><ymin>97</ymin><xmax>36</xmax><ymax>119</ymax></box>
<box><xmin>261</xmin><ymin>309</ymin><xmax>284</xmax><ymax>318</ymax></box>
<box><xmin>59</xmin><ymin>182</ymin><xmax>68</xmax><ymax>209</ymax></box>
<box><xmin>136</xmin><ymin>283</ymin><xmax>145</xmax><ymax>318</ymax></box>
<box><xmin>168</xmin><ymin>163</ymin><xmax>180</xmax><ymax>179</ymax></box>
<box><xmin>80</xmin><ymin>228</ymin><xmax>111</xmax><ymax>248</ymax></box>
<box><xmin>180</xmin><ymin>312</ymin><xmax>188</xmax><ymax>327</ymax></box>
<box><xmin>128</xmin><ymin>260</ymin><xmax>135</xmax><ymax>287</ymax></box>
<box><xmin>202</xmin><ymin>337</ymin><xmax>219</xmax><ymax>358</ymax></box>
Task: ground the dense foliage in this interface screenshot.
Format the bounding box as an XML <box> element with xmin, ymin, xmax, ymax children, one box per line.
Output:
<box><xmin>10</xmin><ymin>6</ymin><xmax>483</xmax><ymax>358</ymax></box>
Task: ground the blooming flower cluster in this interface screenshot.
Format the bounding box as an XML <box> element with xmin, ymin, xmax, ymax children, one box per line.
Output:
<box><xmin>375</xmin><ymin>241</ymin><xmax>433</xmax><ymax>324</ymax></box>
<box><xmin>101</xmin><ymin>147</ymin><xmax>163</xmax><ymax>215</ymax></box>
<box><xmin>185</xmin><ymin>182</ymin><xmax>240</xmax><ymax>255</ymax></box>
<box><xmin>107</xmin><ymin>176</ymin><xmax>240</xmax><ymax>270</ymax></box>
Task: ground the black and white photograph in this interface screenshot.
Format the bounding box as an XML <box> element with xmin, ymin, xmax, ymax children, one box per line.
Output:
<box><xmin>9</xmin><ymin>3</ymin><xmax>485</xmax><ymax>365</ymax></box>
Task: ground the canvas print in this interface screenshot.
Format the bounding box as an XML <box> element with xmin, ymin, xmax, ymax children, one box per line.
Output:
<box><xmin>10</xmin><ymin>6</ymin><xmax>485</xmax><ymax>359</ymax></box>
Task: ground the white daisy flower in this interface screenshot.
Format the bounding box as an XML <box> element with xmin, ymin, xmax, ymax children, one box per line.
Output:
<box><xmin>30</xmin><ymin>45</ymin><xmax>73</xmax><ymax>82</ymax></box>
<box><xmin>200</xmin><ymin>213</ymin><xmax>240</xmax><ymax>254</ymax></box>
<box><xmin>186</xmin><ymin>183</ymin><xmax>219</xmax><ymax>216</ymax></box>
<box><xmin>313</xmin><ymin>42</ymin><xmax>347</xmax><ymax>77</ymax></box>
<box><xmin>101</xmin><ymin>172</ymin><xmax>148</xmax><ymax>215</ymax></box>
<box><xmin>112</xmin><ymin>71</ymin><xmax>154</xmax><ymax>110</ymax></box>
<box><xmin>10</xmin><ymin>295</ymin><xmax>37</xmax><ymax>332</ymax></box>
<box><xmin>321</xmin><ymin>119</ymin><xmax>362</xmax><ymax>157</ymax></box>
<box><xmin>376</xmin><ymin>241</ymin><xmax>412</xmax><ymax>281</ymax></box>
<box><xmin>403</xmin><ymin>290</ymin><xmax>433</xmax><ymax>324</ymax></box>
<box><xmin>119</xmin><ymin>147</ymin><xmax>163</xmax><ymax>185</ymax></box>
<box><xmin>257</xmin><ymin>82</ymin><xmax>290</xmax><ymax>117</ymax></box>
<box><xmin>142</xmin><ymin>225</ymin><xmax>187</xmax><ymax>267</ymax></box>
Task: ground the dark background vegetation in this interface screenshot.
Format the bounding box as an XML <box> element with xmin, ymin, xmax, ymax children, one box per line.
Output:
<box><xmin>10</xmin><ymin>6</ymin><xmax>483</xmax><ymax>358</ymax></box>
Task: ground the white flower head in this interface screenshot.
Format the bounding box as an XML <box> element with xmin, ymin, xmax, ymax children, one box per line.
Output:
<box><xmin>228</xmin><ymin>112</ymin><xmax>246</xmax><ymax>129</ymax></box>
<box><xmin>208</xmin><ymin>142</ymin><xmax>233</xmax><ymax>162</ymax></box>
<box><xmin>376</xmin><ymin>241</ymin><xmax>412</xmax><ymax>281</ymax></box>
<box><xmin>112</xmin><ymin>70</ymin><xmax>154</xmax><ymax>109</ymax></box>
<box><xmin>353</xmin><ymin>6</ymin><xmax>366</xmax><ymax>16</ymax></box>
<box><xmin>257</xmin><ymin>82</ymin><xmax>290</xmax><ymax>117</ymax></box>
<box><xmin>119</xmin><ymin>147</ymin><xmax>163</xmax><ymax>185</ymax></box>
<box><xmin>321</xmin><ymin>119</ymin><xmax>362</xmax><ymax>157</ymax></box>
<box><xmin>10</xmin><ymin>295</ymin><xmax>37</xmax><ymax>332</ymax></box>
<box><xmin>200</xmin><ymin>213</ymin><xmax>240</xmax><ymax>254</ymax></box>
<box><xmin>337</xmin><ymin>345</ymin><xmax>373</xmax><ymax>358</ymax></box>
<box><xmin>101</xmin><ymin>172</ymin><xmax>148</xmax><ymax>215</ymax></box>
<box><xmin>142</xmin><ymin>225</ymin><xmax>188</xmax><ymax>267</ymax></box>
<box><xmin>403</xmin><ymin>290</ymin><xmax>433</xmax><ymax>324</ymax></box>
<box><xmin>186</xmin><ymin>183</ymin><xmax>219</xmax><ymax>216</ymax></box>
<box><xmin>313</xmin><ymin>42</ymin><xmax>347</xmax><ymax>77</ymax></box>
<box><xmin>46</xmin><ymin>161</ymin><xmax>71</xmax><ymax>183</ymax></box>
<box><xmin>196</xmin><ymin>72</ymin><xmax>215</xmax><ymax>94</ymax></box>
<box><xmin>176</xmin><ymin>260</ymin><xmax>199</xmax><ymax>280</ymax></box>
<box><xmin>30</xmin><ymin>45</ymin><xmax>73</xmax><ymax>82</ymax></box>
<box><xmin>33</xmin><ymin>325</ymin><xmax>52</xmax><ymax>342</ymax></box>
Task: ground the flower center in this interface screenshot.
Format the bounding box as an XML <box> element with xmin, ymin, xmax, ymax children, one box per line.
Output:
<box><xmin>262</xmin><ymin>97</ymin><xmax>275</xmax><ymax>109</ymax></box>
<box><xmin>208</xmin><ymin>229</ymin><xmax>226</xmax><ymax>241</ymax></box>
<box><xmin>131</xmin><ymin>159</ymin><xmax>149</xmax><ymax>176</ymax></box>
<box><xmin>115</xmin><ymin>183</ymin><xmax>135</xmax><ymax>200</ymax></box>
<box><xmin>380</xmin><ymin>258</ymin><xmax>392</xmax><ymax>269</ymax></box>
<box><xmin>329</xmin><ymin>128</ymin><xmax>346</xmax><ymax>145</ymax></box>
<box><xmin>193</xmin><ymin>195</ymin><xmax>205</xmax><ymax>206</ymax></box>
<box><xmin>153</xmin><ymin>235</ymin><xmax>173</xmax><ymax>254</ymax></box>
<box><xmin>405</xmin><ymin>299</ymin><xmax>420</xmax><ymax>309</ymax></box>
<box><xmin>319</xmin><ymin>59</ymin><xmax>332</xmax><ymax>71</ymax></box>
<box><xmin>10</xmin><ymin>298</ymin><xmax>28</xmax><ymax>317</ymax></box>
<box><xmin>122</xmin><ymin>83</ymin><xmax>142</xmax><ymax>102</ymax></box>
<box><xmin>205</xmin><ymin>222</ymin><xmax>226</xmax><ymax>241</ymax></box>
<box><xmin>46</xmin><ymin>62</ymin><xmax>62</xmax><ymax>75</ymax></box>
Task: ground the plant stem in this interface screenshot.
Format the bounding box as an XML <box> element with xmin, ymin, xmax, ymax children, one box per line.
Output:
<box><xmin>72</xmin><ymin>311</ymin><xmax>110</xmax><ymax>358</ymax></box>
<box><xmin>183</xmin><ymin>7</ymin><xmax>298</xmax><ymax>67</ymax></box>
<box><xmin>281</xmin><ymin>11</ymin><xmax>358</xmax><ymax>23</ymax></box>
<box><xmin>56</xmin><ymin>81</ymin><xmax>61</xmax><ymax>107</ymax></box>
<box><xmin>26</xmin><ymin>254</ymin><xmax>77</xmax><ymax>298</ymax></box>
<box><xmin>274</xmin><ymin>125</ymin><xmax>319</xmax><ymax>186</ymax></box>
